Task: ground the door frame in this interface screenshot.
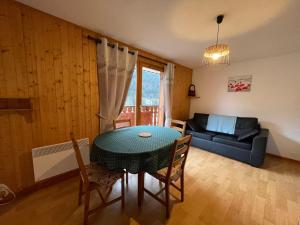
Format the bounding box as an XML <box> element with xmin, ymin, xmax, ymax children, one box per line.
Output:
<box><xmin>135</xmin><ymin>57</ymin><xmax>165</xmax><ymax>125</ymax></box>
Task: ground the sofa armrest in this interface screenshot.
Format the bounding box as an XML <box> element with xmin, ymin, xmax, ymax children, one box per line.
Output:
<box><xmin>250</xmin><ymin>128</ymin><xmax>269</xmax><ymax>167</ymax></box>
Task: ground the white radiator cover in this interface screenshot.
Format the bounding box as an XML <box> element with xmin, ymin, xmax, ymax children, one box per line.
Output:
<box><xmin>32</xmin><ymin>138</ymin><xmax>90</xmax><ymax>182</ymax></box>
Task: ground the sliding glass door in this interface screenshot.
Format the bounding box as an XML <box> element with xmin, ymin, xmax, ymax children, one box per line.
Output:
<box><xmin>118</xmin><ymin>60</ymin><xmax>164</xmax><ymax>126</ymax></box>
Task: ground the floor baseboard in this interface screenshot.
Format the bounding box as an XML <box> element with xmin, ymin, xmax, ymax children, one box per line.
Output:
<box><xmin>16</xmin><ymin>169</ymin><xmax>79</xmax><ymax>198</ymax></box>
<box><xmin>266</xmin><ymin>152</ymin><xmax>300</xmax><ymax>164</ymax></box>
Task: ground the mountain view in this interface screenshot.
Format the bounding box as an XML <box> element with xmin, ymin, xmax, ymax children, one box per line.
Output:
<box><xmin>125</xmin><ymin>67</ymin><xmax>161</xmax><ymax>106</ymax></box>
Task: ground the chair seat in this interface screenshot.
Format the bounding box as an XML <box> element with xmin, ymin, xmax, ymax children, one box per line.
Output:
<box><xmin>154</xmin><ymin>165</ymin><xmax>183</xmax><ymax>182</ymax></box>
<box><xmin>86</xmin><ymin>163</ymin><xmax>123</xmax><ymax>189</ymax></box>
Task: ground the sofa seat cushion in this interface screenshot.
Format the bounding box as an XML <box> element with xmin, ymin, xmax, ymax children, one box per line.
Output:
<box><xmin>212</xmin><ymin>134</ymin><xmax>252</xmax><ymax>150</ymax></box>
<box><xmin>186</xmin><ymin>130</ymin><xmax>217</xmax><ymax>141</ymax></box>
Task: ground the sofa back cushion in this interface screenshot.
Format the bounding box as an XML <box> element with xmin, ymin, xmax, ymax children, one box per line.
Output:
<box><xmin>193</xmin><ymin>113</ymin><xmax>209</xmax><ymax>130</ymax></box>
<box><xmin>234</xmin><ymin>117</ymin><xmax>259</xmax><ymax>136</ymax></box>
<box><xmin>186</xmin><ymin>119</ymin><xmax>199</xmax><ymax>131</ymax></box>
<box><xmin>237</xmin><ymin>129</ymin><xmax>259</xmax><ymax>141</ymax></box>
<box><xmin>206</xmin><ymin>114</ymin><xmax>237</xmax><ymax>135</ymax></box>
<box><xmin>191</xmin><ymin>113</ymin><xmax>259</xmax><ymax>137</ymax></box>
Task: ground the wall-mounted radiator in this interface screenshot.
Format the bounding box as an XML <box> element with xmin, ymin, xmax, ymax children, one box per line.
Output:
<box><xmin>32</xmin><ymin>138</ymin><xmax>90</xmax><ymax>182</ymax></box>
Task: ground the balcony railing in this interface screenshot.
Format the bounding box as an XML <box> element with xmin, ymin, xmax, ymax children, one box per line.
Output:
<box><xmin>118</xmin><ymin>105</ymin><xmax>160</xmax><ymax>126</ymax></box>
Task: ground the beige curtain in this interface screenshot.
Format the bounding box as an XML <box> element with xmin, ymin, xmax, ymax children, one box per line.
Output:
<box><xmin>97</xmin><ymin>38</ymin><xmax>137</xmax><ymax>133</ymax></box>
<box><xmin>163</xmin><ymin>63</ymin><xmax>175</xmax><ymax>127</ymax></box>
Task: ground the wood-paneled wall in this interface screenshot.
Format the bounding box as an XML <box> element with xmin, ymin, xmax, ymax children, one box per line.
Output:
<box><xmin>0</xmin><ymin>0</ymin><xmax>192</xmax><ymax>192</ymax></box>
<box><xmin>172</xmin><ymin>66</ymin><xmax>193</xmax><ymax>120</ymax></box>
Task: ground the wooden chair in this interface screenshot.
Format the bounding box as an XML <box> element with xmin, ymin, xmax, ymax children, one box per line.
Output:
<box><xmin>70</xmin><ymin>133</ymin><xmax>125</xmax><ymax>225</ymax></box>
<box><xmin>171</xmin><ymin>119</ymin><xmax>187</xmax><ymax>136</ymax></box>
<box><xmin>113</xmin><ymin>118</ymin><xmax>131</xmax><ymax>130</ymax></box>
<box><xmin>143</xmin><ymin>135</ymin><xmax>192</xmax><ymax>218</ymax></box>
<box><xmin>113</xmin><ymin>118</ymin><xmax>131</xmax><ymax>185</ymax></box>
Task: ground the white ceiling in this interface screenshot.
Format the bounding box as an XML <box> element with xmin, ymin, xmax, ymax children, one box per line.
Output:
<box><xmin>17</xmin><ymin>0</ymin><xmax>300</xmax><ymax>69</ymax></box>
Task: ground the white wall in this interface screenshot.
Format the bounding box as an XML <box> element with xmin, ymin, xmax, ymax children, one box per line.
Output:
<box><xmin>190</xmin><ymin>53</ymin><xmax>300</xmax><ymax>161</ymax></box>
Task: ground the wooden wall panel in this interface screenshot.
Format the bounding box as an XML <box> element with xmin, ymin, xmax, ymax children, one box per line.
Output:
<box><xmin>0</xmin><ymin>0</ymin><xmax>191</xmax><ymax>192</ymax></box>
<box><xmin>172</xmin><ymin>66</ymin><xmax>193</xmax><ymax>120</ymax></box>
<box><xmin>0</xmin><ymin>0</ymin><xmax>34</xmax><ymax>191</ymax></box>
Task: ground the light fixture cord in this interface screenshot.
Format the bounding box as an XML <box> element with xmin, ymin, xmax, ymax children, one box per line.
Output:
<box><xmin>216</xmin><ymin>23</ymin><xmax>220</xmax><ymax>46</ymax></box>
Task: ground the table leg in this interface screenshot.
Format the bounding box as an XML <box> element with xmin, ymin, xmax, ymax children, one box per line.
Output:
<box><xmin>138</xmin><ymin>171</ymin><xmax>145</xmax><ymax>207</ymax></box>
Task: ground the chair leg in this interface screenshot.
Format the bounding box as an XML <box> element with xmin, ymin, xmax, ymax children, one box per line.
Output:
<box><xmin>83</xmin><ymin>188</ymin><xmax>90</xmax><ymax>225</ymax></box>
<box><xmin>121</xmin><ymin>174</ymin><xmax>125</xmax><ymax>209</ymax></box>
<box><xmin>165</xmin><ymin>183</ymin><xmax>170</xmax><ymax>218</ymax></box>
<box><xmin>159</xmin><ymin>181</ymin><xmax>163</xmax><ymax>188</ymax></box>
<box><xmin>180</xmin><ymin>174</ymin><xmax>184</xmax><ymax>202</ymax></box>
<box><xmin>78</xmin><ymin>178</ymin><xmax>83</xmax><ymax>206</ymax></box>
<box><xmin>126</xmin><ymin>171</ymin><xmax>129</xmax><ymax>185</ymax></box>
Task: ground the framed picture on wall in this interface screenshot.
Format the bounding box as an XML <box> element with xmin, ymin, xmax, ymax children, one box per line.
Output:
<box><xmin>228</xmin><ymin>75</ymin><xmax>252</xmax><ymax>92</ymax></box>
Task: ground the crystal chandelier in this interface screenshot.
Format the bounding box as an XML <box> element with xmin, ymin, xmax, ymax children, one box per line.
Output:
<box><xmin>203</xmin><ymin>15</ymin><xmax>230</xmax><ymax>65</ymax></box>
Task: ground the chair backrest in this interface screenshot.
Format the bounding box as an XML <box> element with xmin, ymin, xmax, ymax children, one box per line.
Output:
<box><xmin>113</xmin><ymin>119</ymin><xmax>132</xmax><ymax>130</ymax></box>
<box><xmin>171</xmin><ymin>119</ymin><xmax>187</xmax><ymax>136</ymax></box>
<box><xmin>166</xmin><ymin>135</ymin><xmax>192</xmax><ymax>181</ymax></box>
<box><xmin>70</xmin><ymin>132</ymin><xmax>89</xmax><ymax>184</ymax></box>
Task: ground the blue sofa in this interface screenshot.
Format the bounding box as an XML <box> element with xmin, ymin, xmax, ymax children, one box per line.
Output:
<box><xmin>186</xmin><ymin>113</ymin><xmax>269</xmax><ymax>167</ymax></box>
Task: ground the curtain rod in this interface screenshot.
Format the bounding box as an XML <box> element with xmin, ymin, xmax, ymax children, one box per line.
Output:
<box><xmin>87</xmin><ymin>35</ymin><xmax>167</xmax><ymax>66</ymax></box>
<box><xmin>87</xmin><ymin>35</ymin><xmax>135</xmax><ymax>55</ymax></box>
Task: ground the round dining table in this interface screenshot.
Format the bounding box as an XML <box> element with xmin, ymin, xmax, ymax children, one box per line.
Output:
<box><xmin>91</xmin><ymin>125</ymin><xmax>181</xmax><ymax>206</ymax></box>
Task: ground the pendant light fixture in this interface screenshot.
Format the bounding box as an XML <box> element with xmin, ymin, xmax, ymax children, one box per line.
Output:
<box><xmin>203</xmin><ymin>15</ymin><xmax>230</xmax><ymax>65</ymax></box>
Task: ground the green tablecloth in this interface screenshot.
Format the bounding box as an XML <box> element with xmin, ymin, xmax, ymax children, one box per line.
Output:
<box><xmin>91</xmin><ymin>126</ymin><xmax>181</xmax><ymax>174</ymax></box>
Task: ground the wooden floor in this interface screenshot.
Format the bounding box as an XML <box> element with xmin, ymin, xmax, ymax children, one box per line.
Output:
<box><xmin>1</xmin><ymin>147</ymin><xmax>300</xmax><ymax>225</ymax></box>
